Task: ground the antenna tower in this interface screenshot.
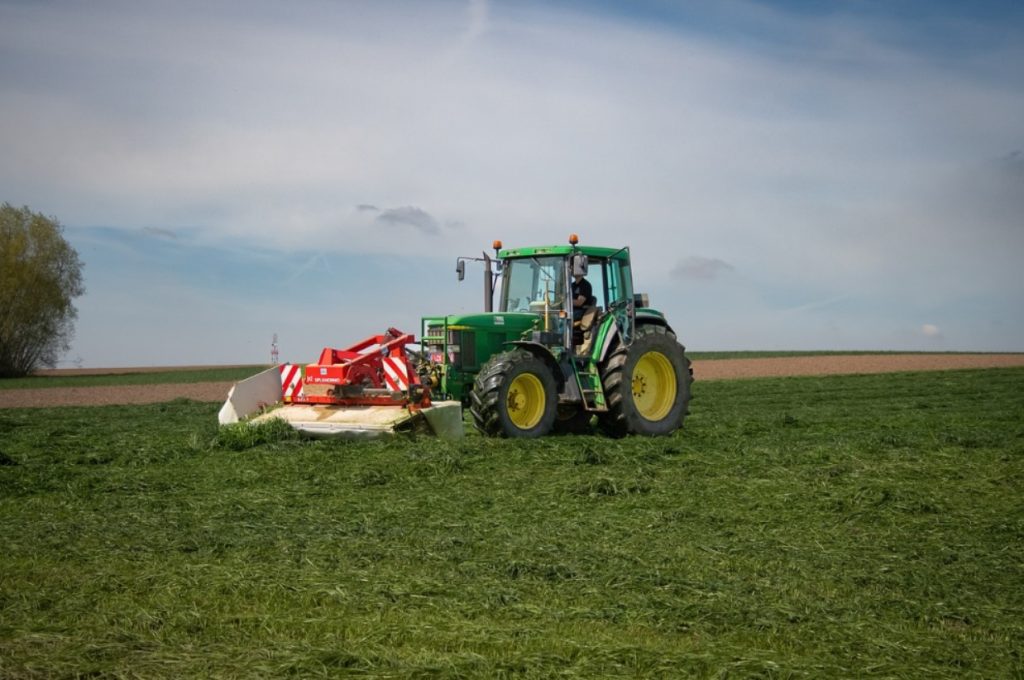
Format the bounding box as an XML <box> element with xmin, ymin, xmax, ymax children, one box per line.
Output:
<box><xmin>271</xmin><ymin>333</ymin><xmax>280</xmax><ymax>364</ymax></box>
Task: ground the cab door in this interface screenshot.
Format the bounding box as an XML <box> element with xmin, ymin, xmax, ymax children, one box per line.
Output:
<box><xmin>605</xmin><ymin>250</ymin><xmax>635</xmax><ymax>345</ymax></box>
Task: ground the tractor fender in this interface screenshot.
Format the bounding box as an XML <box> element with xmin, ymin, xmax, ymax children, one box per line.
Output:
<box><xmin>506</xmin><ymin>341</ymin><xmax>566</xmax><ymax>388</ymax></box>
<box><xmin>596</xmin><ymin>313</ymin><xmax>674</xmax><ymax>364</ymax></box>
<box><xmin>638</xmin><ymin>310</ymin><xmax>674</xmax><ymax>335</ymax></box>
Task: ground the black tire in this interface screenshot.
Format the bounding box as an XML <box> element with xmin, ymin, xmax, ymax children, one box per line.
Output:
<box><xmin>469</xmin><ymin>349</ymin><xmax>558</xmax><ymax>437</ymax></box>
<box><xmin>598</xmin><ymin>325</ymin><xmax>692</xmax><ymax>437</ymax></box>
<box><xmin>553</xmin><ymin>406</ymin><xmax>594</xmax><ymax>435</ymax></box>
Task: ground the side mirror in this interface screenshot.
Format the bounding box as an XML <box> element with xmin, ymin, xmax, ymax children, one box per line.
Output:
<box><xmin>456</xmin><ymin>260</ymin><xmax>465</xmax><ymax>281</ymax></box>
<box><xmin>571</xmin><ymin>254</ymin><xmax>588</xmax><ymax>277</ymax></box>
<box><xmin>634</xmin><ymin>293</ymin><xmax>650</xmax><ymax>308</ymax></box>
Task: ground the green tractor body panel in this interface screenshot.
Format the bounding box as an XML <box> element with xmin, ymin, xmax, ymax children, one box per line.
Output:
<box><xmin>421</xmin><ymin>312</ymin><xmax>540</xmax><ymax>402</ymax></box>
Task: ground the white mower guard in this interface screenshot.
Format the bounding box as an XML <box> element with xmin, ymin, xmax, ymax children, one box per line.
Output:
<box><xmin>218</xmin><ymin>367</ymin><xmax>464</xmax><ymax>440</ymax></box>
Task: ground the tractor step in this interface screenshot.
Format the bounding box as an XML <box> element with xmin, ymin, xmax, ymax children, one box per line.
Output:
<box><xmin>575</xmin><ymin>365</ymin><xmax>607</xmax><ymax>412</ymax></box>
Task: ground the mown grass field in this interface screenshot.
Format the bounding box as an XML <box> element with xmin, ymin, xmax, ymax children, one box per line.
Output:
<box><xmin>1</xmin><ymin>368</ymin><xmax>1022</xmax><ymax>678</ymax></box>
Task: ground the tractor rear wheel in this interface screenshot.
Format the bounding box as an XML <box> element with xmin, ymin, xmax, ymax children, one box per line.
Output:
<box><xmin>470</xmin><ymin>349</ymin><xmax>558</xmax><ymax>437</ymax></box>
<box><xmin>598</xmin><ymin>325</ymin><xmax>691</xmax><ymax>437</ymax></box>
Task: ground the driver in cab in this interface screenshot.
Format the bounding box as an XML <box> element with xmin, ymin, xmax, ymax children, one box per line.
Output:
<box><xmin>572</xmin><ymin>272</ymin><xmax>594</xmax><ymax>321</ymax></box>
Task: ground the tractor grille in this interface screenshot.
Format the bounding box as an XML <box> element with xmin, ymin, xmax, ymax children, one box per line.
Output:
<box><xmin>446</xmin><ymin>330</ymin><xmax>464</xmax><ymax>369</ymax></box>
<box><xmin>461</xmin><ymin>332</ymin><xmax>476</xmax><ymax>368</ymax></box>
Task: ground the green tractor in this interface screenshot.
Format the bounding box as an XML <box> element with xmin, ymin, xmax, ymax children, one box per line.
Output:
<box><xmin>420</xmin><ymin>235</ymin><xmax>692</xmax><ymax>438</ymax></box>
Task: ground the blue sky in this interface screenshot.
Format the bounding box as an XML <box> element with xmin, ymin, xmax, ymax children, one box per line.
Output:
<box><xmin>1</xmin><ymin>0</ymin><xmax>1022</xmax><ymax>366</ymax></box>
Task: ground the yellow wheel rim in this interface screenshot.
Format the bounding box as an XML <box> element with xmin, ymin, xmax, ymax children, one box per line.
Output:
<box><xmin>507</xmin><ymin>373</ymin><xmax>546</xmax><ymax>430</ymax></box>
<box><xmin>631</xmin><ymin>351</ymin><xmax>677</xmax><ymax>422</ymax></box>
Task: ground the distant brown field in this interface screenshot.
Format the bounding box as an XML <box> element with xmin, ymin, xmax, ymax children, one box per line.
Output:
<box><xmin>694</xmin><ymin>353</ymin><xmax>1024</xmax><ymax>380</ymax></box>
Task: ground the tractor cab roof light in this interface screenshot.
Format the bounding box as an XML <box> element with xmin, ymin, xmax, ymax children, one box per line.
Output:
<box><xmin>569</xmin><ymin>233</ymin><xmax>579</xmax><ymax>245</ymax></box>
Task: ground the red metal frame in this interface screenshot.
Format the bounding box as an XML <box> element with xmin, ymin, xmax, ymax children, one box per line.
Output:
<box><xmin>283</xmin><ymin>328</ymin><xmax>430</xmax><ymax>409</ymax></box>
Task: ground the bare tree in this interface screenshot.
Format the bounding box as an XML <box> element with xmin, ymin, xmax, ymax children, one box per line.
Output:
<box><xmin>0</xmin><ymin>204</ymin><xmax>85</xmax><ymax>377</ymax></box>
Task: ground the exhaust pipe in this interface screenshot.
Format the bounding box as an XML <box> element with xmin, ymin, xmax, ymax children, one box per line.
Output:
<box><xmin>483</xmin><ymin>251</ymin><xmax>493</xmax><ymax>312</ymax></box>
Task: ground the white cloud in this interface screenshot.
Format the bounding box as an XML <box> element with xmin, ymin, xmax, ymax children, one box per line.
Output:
<box><xmin>671</xmin><ymin>256</ymin><xmax>735</xmax><ymax>281</ymax></box>
<box><xmin>2</xmin><ymin>0</ymin><xmax>1023</xmax><ymax>360</ymax></box>
<box><xmin>142</xmin><ymin>227</ymin><xmax>177</xmax><ymax>240</ymax></box>
<box><xmin>375</xmin><ymin>206</ymin><xmax>443</xmax><ymax>236</ymax></box>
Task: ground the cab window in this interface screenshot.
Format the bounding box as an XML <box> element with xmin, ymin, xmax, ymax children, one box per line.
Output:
<box><xmin>500</xmin><ymin>256</ymin><xmax>566</xmax><ymax>313</ymax></box>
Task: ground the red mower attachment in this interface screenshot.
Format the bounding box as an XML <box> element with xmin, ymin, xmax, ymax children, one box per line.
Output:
<box><xmin>282</xmin><ymin>327</ymin><xmax>430</xmax><ymax>409</ymax></box>
<box><xmin>218</xmin><ymin>328</ymin><xmax>461</xmax><ymax>439</ymax></box>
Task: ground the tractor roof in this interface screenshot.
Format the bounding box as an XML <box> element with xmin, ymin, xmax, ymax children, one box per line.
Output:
<box><xmin>498</xmin><ymin>244</ymin><xmax>629</xmax><ymax>260</ymax></box>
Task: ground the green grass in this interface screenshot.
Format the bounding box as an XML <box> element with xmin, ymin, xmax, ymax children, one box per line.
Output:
<box><xmin>1</xmin><ymin>368</ymin><xmax>1022</xmax><ymax>677</ymax></box>
<box><xmin>0</xmin><ymin>366</ymin><xmax>268</xmax><ymax>390</ymax></box>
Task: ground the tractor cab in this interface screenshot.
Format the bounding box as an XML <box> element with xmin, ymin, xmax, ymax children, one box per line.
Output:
<box><xmin>496</xmin><ymin>239</ymin><xmax>638</xmax><ymax>357</ymax></box>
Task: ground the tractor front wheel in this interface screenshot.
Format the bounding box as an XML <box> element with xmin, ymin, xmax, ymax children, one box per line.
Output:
<box><xmin>598</xmin><ymin>325</ymin><xmax>691</xmax><ymax>437</ymax></box>
<box><xmin>470</xmin><ymin>349</ymin><xmax>558</xmax><ymax>437</ymax></box>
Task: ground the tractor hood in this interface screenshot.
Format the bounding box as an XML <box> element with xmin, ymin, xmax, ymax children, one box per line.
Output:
<box><xmin>423</xmin><ymin>312</ymin><xmax>540</xmax><ymax>333</ymax></box>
